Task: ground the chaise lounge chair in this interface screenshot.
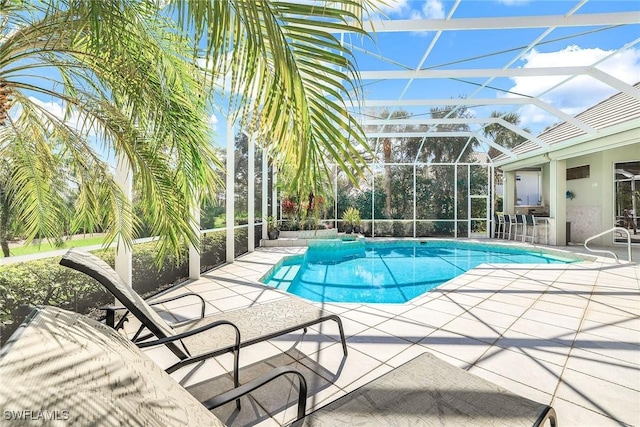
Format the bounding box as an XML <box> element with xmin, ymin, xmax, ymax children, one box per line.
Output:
<box><xmin>0</xmin><ymin>306</ymin><xmax>558</xmax><ymax>426</ymax></box>
<box><xmin>59</xmin><ymin>248</ymin><xmax>347</xmax><ymax>396</ymax></box>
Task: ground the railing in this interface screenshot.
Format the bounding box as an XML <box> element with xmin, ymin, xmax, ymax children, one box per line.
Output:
<box><xmin>583</xmin><ymin>227</ymin><xmax>633</xmax><ymax>263</ymax></box>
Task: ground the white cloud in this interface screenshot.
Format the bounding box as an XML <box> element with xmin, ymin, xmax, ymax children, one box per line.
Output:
<box><xmin>406</xmin><ymin>0</ymin><xmax>445</xmax><ymax>20</ymax></box>
<box><xmin>380</xmin><ymin>0</ymin><xmax>410</xmax><ymax>15</ymax></box>
<box><xmin>502</xmin><ymin>45</ymin><xmax>640</xmax><ymax>131</ymax></box>
<box><xmin>209</xmin><ymin>114</ymin><xmax>219</xmax><ymax>131</ymax></box>
<box><xmin>28</xmin><ymin>97</ymin><xmax>90</xmax><ymax>134</ymax></box>
<box><xmin>421</xmin><ymin>0</ymin><xmax>445</xmax><ymax>19</ymax></box>
<box><xmin>496</xmin><ymin>0</ymin><xmax>530</xmax><ymax>5</ymax></box>
<box><xmin>30</xmin><ymin>97</ymin><xmax>65</xmax><ymax>119</ymax></box>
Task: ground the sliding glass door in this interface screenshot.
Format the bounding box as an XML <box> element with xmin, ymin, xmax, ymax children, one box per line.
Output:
<box><xmin>614</xmin><ymin>161</ymin><xmax>640</xmax><ymax>244</ymax></box>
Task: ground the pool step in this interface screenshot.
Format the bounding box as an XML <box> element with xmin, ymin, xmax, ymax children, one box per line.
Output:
<box><xmin>305</xmin><ymin>237</ymin><xmax>366</xmax><ymax>262</ymax></box>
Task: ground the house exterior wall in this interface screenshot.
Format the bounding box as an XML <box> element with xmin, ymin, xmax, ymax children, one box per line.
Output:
<box><xmin>564</xmin><ymin>141</ymin><xmax>640</xmax><ymax>244</ymax></box>
<box><xmin>565</xmin><ymin>152</ymin><xmax>605</xmax><ymax>243</ymax></box>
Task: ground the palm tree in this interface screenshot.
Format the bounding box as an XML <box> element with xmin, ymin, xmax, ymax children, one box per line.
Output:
<box><xmin>0</xmin><ymin>0</ymin><xmax>373</xmax><ymax>259</ymax></box>
<box><xmin>483</xmin><ymin>111</ymin><xmax>529</xmax><ymax>211</ymax></box>
<box><xmin>483</xmin><ymin>111</ymin><xmax>529</xmax><ymax>159</ymax></box>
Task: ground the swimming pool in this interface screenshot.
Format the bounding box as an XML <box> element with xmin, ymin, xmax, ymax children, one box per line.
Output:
<box><xmin>261</xmin><ymin>239</ymin><xmax>580</xmax><ymax>303</ymax></box>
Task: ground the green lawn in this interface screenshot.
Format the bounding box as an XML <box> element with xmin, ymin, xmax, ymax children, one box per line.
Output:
<box><xmin>9</xmin><ymin>236</ymin><xmax>106</xmax><ymax>257</ymax></box>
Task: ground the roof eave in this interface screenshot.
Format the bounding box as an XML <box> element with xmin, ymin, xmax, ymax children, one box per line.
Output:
<box><xmin>495</xmin><ymin>120</ymin><xmax>640</xmax><ymax>171</ymax></box>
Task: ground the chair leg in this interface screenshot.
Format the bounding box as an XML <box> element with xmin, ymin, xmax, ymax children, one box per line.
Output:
<box><xmin>331</xmin><ymin>316</ymin><xmax>348</xmax><ymax>356</ymax></box>
<box><xmin>233</xmin><ymin>347</ymin><xmax>241</xmax><ymax>410</ymax></box>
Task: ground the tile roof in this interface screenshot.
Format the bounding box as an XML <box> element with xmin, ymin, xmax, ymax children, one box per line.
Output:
<box><xmin>495</xmin><ymin>82</ymin><xmax>640</xmax><ymax>162</ymax></box>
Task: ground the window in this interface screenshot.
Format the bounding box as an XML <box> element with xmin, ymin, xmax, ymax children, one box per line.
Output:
<box><xmin>566</xmin><ymin>165</ymin><xmax>590</xmax><ymax>180</ymax></box>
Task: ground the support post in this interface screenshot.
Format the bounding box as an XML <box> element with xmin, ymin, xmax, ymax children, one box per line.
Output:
<box><xmin>188</xmin><ymin>195</ymin><xmax>200</xmax><ymax>280</ymax></box>
<box><xmin>114</xmin><ymin>153</ymin><xmax>132</xmax><ymax>288</ymax></box>
<box><xmin>262</xmin><ymin>149</ymin><xmax>268</xmax><ymax>241</ymax></box>
<box><xmin>271</xmin><ymin>168</ymin><xmax>278</xmax><ymax>220</ymax></box>
<box><xmin>247</xmin><ymin>133</ymin><xmax>255</xmax><ymax>252</ymax></box>
<box><xmin>454</xmin><ymin>165</ymin><xmax>458</xmax><ymax>238</ymax></box>
<box><xmin>503</xmin><ymin>170</ymin><xmax>516</xmax><ymax>214</ymax></box>
<box><xmin>549</xmin><ymin>159</ymin><xmax>567</xmax><ymax>245</ymax></box>
<box><xmin>226</xmin><ymin>120</ymin><xmax>235</xmax><ymax>263</ymax></box>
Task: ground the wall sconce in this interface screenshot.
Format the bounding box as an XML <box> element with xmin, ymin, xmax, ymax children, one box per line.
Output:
<box><xmin>566</xmin><ymin>190</ymin><xmax>575</xmax><ymax>200</ymax></box>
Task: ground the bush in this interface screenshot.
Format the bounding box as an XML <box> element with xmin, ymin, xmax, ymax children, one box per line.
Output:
<box><xmin>0</xmin><ymin>232</ymin><xmax>245</xmax><ymax>345</ymax></box>
<box><xmin>280</xmin><ymin>220</ymin><xmax>301</xmax><ymax>231</ymax></box>
<box><xmin>0</xmin><ymin>241</ymin><xmax>193</xmax><ymax>345</ymax></box>
<box><xmin>392</xmin><ymin>221</ymin><xmax>406</xmax><ymax>237</ymax></box>
<box><xmin>0</xmin><ymin>256</ymin><xmax>113</xmax><ymax>344</ymax></box>
<box><xmin>415</xmin><ymin>221</ymin><xmax>434</xmax><ymax>237</ymax></box>
<box><xmin>201</xmin><ymin>230</ymin><xmax>226</xmax><ymax>272</ymax></box>
<box><xmin>0</xmin><ymin>258</ymin><xmax>112</xmax><ymax>326</ymax></box>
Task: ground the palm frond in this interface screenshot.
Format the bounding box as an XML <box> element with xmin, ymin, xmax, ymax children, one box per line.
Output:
<box><xmin>171</xmin><ymin>0</ymin><xmax>375</xmax><ymax>194</ymax></box>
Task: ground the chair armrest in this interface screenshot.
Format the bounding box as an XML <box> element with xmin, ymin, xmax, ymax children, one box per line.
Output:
<box><xmin>137</xmin><ymin>319</ymin><xmax>243</xmax><ymax>409</ymax></box>
<box><xmin>148</xmin><ymin>293</ymin><xmax>207</xmax><ymax>319</ymax></box>
<box><xmin>136</xmin><ymin>319</ymin><xmax>241</xmax><ymax>365</ymax></box>
<box><xmin>534</xmin><ymin>406</ymin><xmax>558</xmax><ymax>427</ymax></box>
<box><xmin>202</xmin><ymin>365</ymin><xmax>308</xmax><ymax>422</ymax></box>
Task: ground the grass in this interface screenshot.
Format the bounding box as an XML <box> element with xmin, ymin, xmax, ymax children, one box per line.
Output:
<box><xmin>9</xmin><ymin>236</ymin><xmax>106</xmax><ymax>257</ymax></box>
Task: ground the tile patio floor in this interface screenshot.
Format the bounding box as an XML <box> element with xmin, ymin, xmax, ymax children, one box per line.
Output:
<box><xmin>139</xmin><ymin>241</ymin><xmax>640</xmax><ymax>427</ymax></box>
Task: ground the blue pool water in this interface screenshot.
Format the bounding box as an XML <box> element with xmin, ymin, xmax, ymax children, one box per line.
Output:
<box><xmin>262</xmin><ymin>240</ymin><xmax>578</xmax><ymax>303</ymax></box>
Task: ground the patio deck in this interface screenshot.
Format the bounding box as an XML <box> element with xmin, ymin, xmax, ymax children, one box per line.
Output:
<box><xmin>138</xmin><ymin>241</ymin><xmax>640</xmax><ymax>426</ymax></box>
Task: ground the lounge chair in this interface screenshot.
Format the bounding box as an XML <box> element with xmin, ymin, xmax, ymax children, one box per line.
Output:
<box><xmin>0</xmin><ymin>306</ymin><xmax>558</xmax><ymax>426</ymax></box>
<box><xmin>59</xmin><ymin>248</ymin><xmax>347</xmax><ymax>397</ymax></box>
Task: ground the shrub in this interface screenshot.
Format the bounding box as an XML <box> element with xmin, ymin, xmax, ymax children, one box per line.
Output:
<box><xmin>0</xmin><ymin>258</ymin><xmax>111</xmax><ymax>325</ymax></box>
<box><xmin>0</xmin><ymin>231</ymin><xmax>247</xmax><ymax>345</ymax></box>
<box><xmin>280</xmin><ymin>220</ymin><xmax>301</xmax><ymax>231</ymax></box>
<box><xmin>0</xmin><ymin>240</ymin><xmax>194</xmax><ymax>345</ymax></box>
<box><xmin>201</xmin><ymin>230</ymin><xmax>226</xmax><ymax>272</ymax></box>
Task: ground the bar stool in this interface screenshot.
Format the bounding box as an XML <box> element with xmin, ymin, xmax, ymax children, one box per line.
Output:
<box><xmin>515</xmin><ymin>214</ymin><xmax>526</xmax><ymax>241</ymax></box>
<box><xmin>524</xmin><ymin>214</ymin><xmax>537</xmax><ymax>243</ymax></box>
<box><xmin>493</xmin><ymin>214</ymin><xmax>505</xmax><ymax>238</ymax></box>
<box><xmin>508</xmin><ymin>214</ymin><xmax>518</xmax><ymax>240</ymax></box>
<box><xmin>502</xmin><ymin>214</ymin><xmax>513</xmax><ymax>239</ymax></box>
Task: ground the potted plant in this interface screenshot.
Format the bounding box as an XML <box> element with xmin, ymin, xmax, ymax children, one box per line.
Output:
<box><xmin>266</xmin><ymin>215</ymin><xmax>279</xmax><ymax>240</ymax></box>
<box><xmin>342</xmin><ymin>207</ymin><xmax>360</xmax><ymax>234</ymax></box>
<box><xmin>352</xmin><ymin>212</ymin><xmax>362</xmax><ymax>234</ymax></box>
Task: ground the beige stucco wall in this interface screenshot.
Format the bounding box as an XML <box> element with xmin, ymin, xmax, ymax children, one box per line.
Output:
<box><xmin>564</xmin><ymin>141</ymin><xmax>640</xmax><ymax>244</ymax></box>
<box><xmin>507</xmin><ymin>124</ymin><xmax>639</xmax><ymax>246</ymax></box>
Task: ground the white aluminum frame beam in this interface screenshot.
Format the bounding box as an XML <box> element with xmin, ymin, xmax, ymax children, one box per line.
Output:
<box><xmin>359</xmin><ymin>66</ymin><xmax>637</xmax><ymax>84</ymax></box>
<box><xmin>446</xmin><ymin>1</ymin><xmax>586</xmax><ymax>139</ymax></box>
<box><xmin>360</xmin><ymin>12</ymin><xmax>638</xmax><ymax>33</ymax></box>
<box><xmin>261</xmin><ymin>148</ymin><xmax>268</xmax><ymax>241</ymax></box>
<box><xmin>369</xmin><ymin>131</ymin><xmax>474</xmax><ymax>138</ymax></box>
<box><xmin>225</xmin><ymin>119</ymin><xmax>235</xmax><ymax>263</ymax></box>
<box><xmin>362</xmin><ymin>117</ymin><xmax>546</xmax><ymax>148</ymax></box>
<box><xmin>247</xmin><ymin>132</ymin><xmax>255</xmax><ymax>252</ymax></box>
<box><xmin>361</xmin><ymin>98</ymin><xmax>596</xmax><ymax>134</ymax></box>
<box><xmin>188</xmin><ymin>195</ymin><xmax>200</xmax><ymax>280</ymax></box>
<box><xmin>114</xmin><ymin>153</ymin><xmax>133</xmax><ymax>287</ymax></box>
<box><xmin>367</xmin><ymin>131</ymin><xmax>518</xmax><ymax>159</ymax></box>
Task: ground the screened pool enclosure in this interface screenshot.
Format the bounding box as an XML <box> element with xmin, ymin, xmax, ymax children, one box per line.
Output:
<box><xmin>111</xmin><ymin>1</ymin><xmax>639</xmax><ymax>280</ymax></box>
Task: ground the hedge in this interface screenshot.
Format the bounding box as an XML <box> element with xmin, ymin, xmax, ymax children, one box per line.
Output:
<box><xmin>0</xmin><ymin>231</ymin><xmax>247</xmax><ymax>345</ymax></box>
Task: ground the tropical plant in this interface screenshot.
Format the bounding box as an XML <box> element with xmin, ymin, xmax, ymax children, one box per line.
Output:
<box><xmin>342</xmin><ymin>207</ymin><xmax>361</xmax><ymax>226</ymax></box>
<box><xmin>281</xmin><ymin>198</ymin><xmax>298</xmax><ymax>221</ymax></box>
<box><xmin>187</xmin><ymin>1</ymin><xmax>376</xmax><ymax>197</ymax></box>
<box><xmin>265</xmin><ymin>216</ymin><xmax>279</xmax><ymax>232</ymax></box>
<box><xmin>1</xmin><ymin>0</ymin><xmax>221</xmax><ymax>261</ymax></box>
<box><xmin>483</xmin><ymin>111</ymin><xmax>529</xmax><ymax>159</ymax></box>
<box><xmin>0</xmin><ymin>0</ymin><xmax>376</xmax><ymax>261</ymax></box>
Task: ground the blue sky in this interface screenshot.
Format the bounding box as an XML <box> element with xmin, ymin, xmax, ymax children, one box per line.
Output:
<box><xmin>347</xmin><ymin>0</ymin><xmax>640</xmax><ymax>134</ymax></box>
<box><xmin>19</xmin><ymin>0</ymin><xmax>640</xmax><ymax>148</ymax></box>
